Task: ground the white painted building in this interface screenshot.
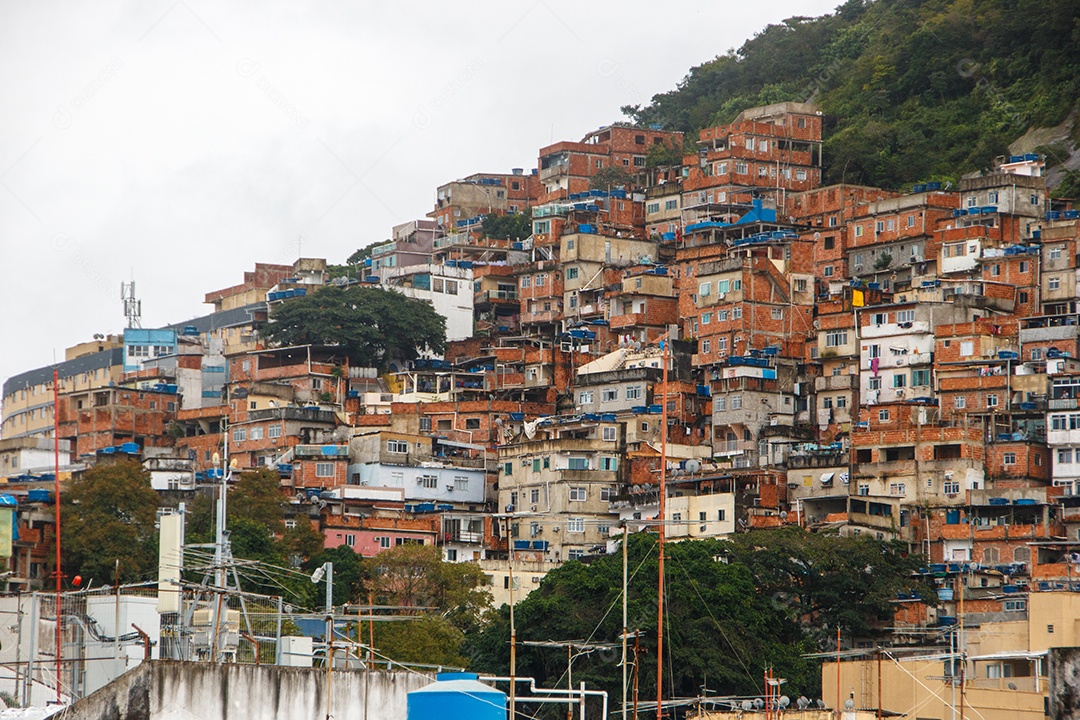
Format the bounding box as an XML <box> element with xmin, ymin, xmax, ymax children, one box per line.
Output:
<box><xmin>347</xmin><ymin>462</ymin><xmax>486</xmax><ymax>505</ymax></box>
<box><xmin>380</xmin><ymin>263</ymin><xmax>475</xmax><ymax>342</ymax></box>
<box><xmin>859</xmin><ymin>312</ymin><xmax>934</xmax><ymax>405</ymax></box>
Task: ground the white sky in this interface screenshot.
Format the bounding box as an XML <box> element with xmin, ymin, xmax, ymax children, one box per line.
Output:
<box><xmin>0</xmin><ymin>0</ymin><xmax>838</xmax><ymax>393</ymax></box>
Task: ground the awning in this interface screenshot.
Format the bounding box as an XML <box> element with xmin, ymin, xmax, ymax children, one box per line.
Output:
<box><xmin>433</xmin><ymin>438</ymin><xmax>487</xmax><ymax>450</ymax></box>
<box><xmin>820</xmin><ymin>472</ymin><xmax>835</xmax><ymax>485</ymax></box>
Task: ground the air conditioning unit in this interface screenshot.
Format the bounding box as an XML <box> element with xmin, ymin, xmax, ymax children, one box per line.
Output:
<box><xmin>560</xmin><ymin>342</ymin><xmax>573</xmax><ymax>352</ymax></box>
<box><xmin>717</xmin><ymin>293</ymin><xmax>726</xmax><ymax>300</ymax></box>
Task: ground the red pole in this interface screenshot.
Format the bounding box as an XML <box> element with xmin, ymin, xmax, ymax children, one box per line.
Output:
<box><xmin>52</xmin><ymin>369</ymin><xmax>62</xmax><ymax>702</ymax></box>
<box><xmin>656</xmin><ymin>340</ymin><xmax>669</xmax><ymax>720</ymax></box>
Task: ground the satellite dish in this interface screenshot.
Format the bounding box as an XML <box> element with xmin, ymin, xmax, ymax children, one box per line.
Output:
<box><xmin>1008</xmin><ymin>682</ymin><xmax>1017</xmax><ymax>690</ymax></box>
<box><xmin>741</xmin><ymin>701</ymin><xmax>753</xmax><ymax>711</ymax></box>
<box><xmin>816</xmin><ymin>699</ymin><xmax>826</xmax><ymax>709</ymax></box>
<box><xmin>779</xmin><ymin>696</ymin><xmax>790</xmax><ymax>708</ymax></box>
<box><xmin>753</xmin><ymin>698</ymin><xmax>764</xmax><ymax>710</ymax></box>
<box><xmin>845</xmin><ymin>699</ymin><xmax>855</xmax><ymax>710</ymax></box>
<box><xmin>684</xmin><ymin>459</ymin><xmax>701</xmax><ymax>474</ymax></box>
<box><xmin>310</xmin><ymin>566</ymin><xmax>325</xmax><ymax>584</ymax></box>
<box><xmin>495</xmin><ymin>417</ymin><xmax>504</xmax><ymax>426</ymax></box>
<box><xmin>779</xmin><ymin>511</ymin><xmax>788</xmax><ymax>520</ymax></box>
<box><xmin>797</xmin><ymin>696</ymin><xmax>809</xmax><ymax>710</ymax></box>
<box><xmin>317</xmin><ymin>499</ymin><xmax>328</xmax><ymax>510</ymax></box>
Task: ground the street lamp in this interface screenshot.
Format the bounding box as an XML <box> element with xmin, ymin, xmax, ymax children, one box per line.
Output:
<box><xmin>311</xmin><ymin>562</ymin><xmax>334</xmax><ymax>720</ymax></box>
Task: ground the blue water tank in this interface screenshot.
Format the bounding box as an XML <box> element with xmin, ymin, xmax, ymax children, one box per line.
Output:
<box><xmin>408</xmin><ymin>673</ymin><xmax>505</xmax><ymax>720</ymax></box>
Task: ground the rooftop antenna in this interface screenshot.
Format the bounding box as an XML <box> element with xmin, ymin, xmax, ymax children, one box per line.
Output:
<box><xmin>121</xmin><ymin>279</ymin><xmax>142</xmax><ymax>329</ymax></box>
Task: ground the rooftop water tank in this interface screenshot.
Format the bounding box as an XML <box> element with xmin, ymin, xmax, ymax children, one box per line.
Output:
<box><xmin>408</xmin><ymin>673</ymin><xmax>506</xmax><ymax>720</ymax></box>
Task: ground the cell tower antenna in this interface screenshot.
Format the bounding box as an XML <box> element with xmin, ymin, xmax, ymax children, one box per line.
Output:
<box><xmin>122</xmin><ymin>280</ymin><xmax>142</xmax><ymax>329</ymax></box>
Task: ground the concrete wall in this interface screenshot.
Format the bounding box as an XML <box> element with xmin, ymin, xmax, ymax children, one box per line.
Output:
<box><xmin>1049</xmin><ymin>646</ymin><xmax>1080</xmax><ymax>720</ymax></box>
<box><xmin>67</xmin><ymin>661</ymin><xmax>430</xmax><ymax>720</ymax></box>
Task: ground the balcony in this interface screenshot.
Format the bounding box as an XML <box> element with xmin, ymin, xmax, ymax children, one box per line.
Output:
<box><xmin>475</xmin><ymin>289</ymin><xmax>518</xmax><ymax>304</ymax></box>
<box><xmin>815</xmin><ymin>374</ymin><xmax>858</xmax><ymax>392</ymax></box>
<box><xmin>522</xmin><ymin>310</ymin><xmax>561</xmax><ymax>324</ymax></box>
<box><xmin>444</xmin><ymin>530</ymin><xmax>484</xmax><ymax>544</ymax></box>
<box><xmin>1049</xmin><ymin>397</ymin><xmax>1080</xmax><ymax>410</ymax></box>
<box><xmin>861</xmin><ymin>321</ymin><xmax>932</xmax><ymax>339</ymax></box>
<box><xmin>610</xmin><ymin>313</ymin><xmax>646</xmax><ymax>329</ymax></box>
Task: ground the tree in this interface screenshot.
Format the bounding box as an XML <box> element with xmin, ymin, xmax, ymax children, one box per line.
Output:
<box><xmin>481</xmin><ymin>212</ymin><xmax>531</xmax><ymax>241</ymax></box>
<box><xmin>60</xmin><ymin>460</ymin><xmax>161</xmax><ymax>584</ymax></box>
<box><xmin>589</xmin><ymin>166</ymin><xmax>635</xmax><ymax>191</ymax></box>
<box><xmin>228</xmin><ymin>468</ymin><xmax>286</xmax><ymax>534</ymax></box>
<box><xmin>264</xmin><ymin>285</ymin><xmax>446</xmax><ymax>370</ymax></box>
<box><xmin>307</xmin><ymin>545</ymin><xmax>367</xmax><ymax>607</ymax></box>
<box><xmin>366</xmin><ymin>544</ymin><xmax>492</xmax><ymax>667</ymax></box>
<box><xmin>468</xmin><ymin>532</ymin><xmax>928</xmax><ymax>704</ymax></box>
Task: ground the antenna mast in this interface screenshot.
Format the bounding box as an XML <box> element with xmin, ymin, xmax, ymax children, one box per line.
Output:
<box><xmin>121</xmin><ymin>281</ymin><xmax>142</xmax><ymax>329</ymax></box>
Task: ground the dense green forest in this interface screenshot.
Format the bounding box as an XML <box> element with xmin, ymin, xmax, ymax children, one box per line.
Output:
<box><xmin>623</xmin><ymin>0</ymin><xmax>1080</xmax><ymax>190</ymax></box>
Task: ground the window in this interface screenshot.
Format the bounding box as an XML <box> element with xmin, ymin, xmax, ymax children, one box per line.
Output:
<box><xmin>868</xmin><ymin>344</ymin><xmax>881</xmax><ymax>359</ymax></box>
<box><xmin>857</xmin><ymin>483</ymin><xmax>870</xmax><ymax>496</ymax></box>
<box><xmin>714</xmin><ymin>162</ymin><xmax>727</xmax><ymax>175</ymax></box>
<box><xmin>1019</xmin><ymin>260</ymin><xmax>1029</xmax><ymax>273</ymax></box>
<box><xmin>626</xmin><ymin>386</ymin><xmax>642</xmax><ymax>400</ymax></box>
<box><xmin>387</xmin><ymin>440</ymin><xmax>408</xmax><ymax>454</ymax></box>
<box><xmin>315</xmin><ymin>462</ymin><xmax>334</xmax><ymax>478</ymax></box>
<box><xmin>1003</xmin><ymin>452</ymin><xmax>1016</xmax><ymax>465</ymax></box>
<box><xmin>733</xmin><ymin>306</ymin><xmax>742</xmax><ymax>319</ymax></box>
<box><xmin>871</xmin><ymin>312</ymin><xmax>887</xmax><ymax>326</ymax></box>
<box><xmin>268</xmin><ymin>424</ymin><xmax>282</xmax><ymax>439</ymax></box>
<box><xmin>504</xmin><ymin>462</ymin><xmax>513</xmax><ymax>476</ymax></box>
<box><xmin>944</xmin><ymin>481</ymin><xmax>961</xmax><ymax>494</ymax></box>
<box><xmin>567</xmin><ymin>457</ymin><xmax>589</xmax><ymax>470</ymax></box>
<box><xmin>826</xmin><ymin>331</ymin><xmax>849</xmax><ymax>347</ymax></box>
<box><xmin>520</xmin><ymin>276</ymin><xmax>530</xmax><ymax>289</ymax></box>
<box><xmin>377</xmin><ymin>537</ymin><xmax>391</xmax><ymax>549</ymax></box>
<box><xmin>532</xmin><ymin>458</ymin><xmax>541</xmax><ymax>472</ymax></box>
<box><xmin>601</xmin><ymin>388</ymin><xmax>619</xmax><ymax>402</ymax></box>
<box><xmin>602</xmin><ymin>426</ymin><xmax>617</xmax><ymax>441</ymax></box>
<box><xmin>824</xmin><ymin>265</ymin><xmax>834</xmax><ymax>277</ymax></box>
<box><xmin>530</xmin><ymin>488</ymin><xmax>541</xmax><ymax>504</ymax></box>
<box><xmin>1051</xmin><ymin>247</ymin><xmax>1063</xmax><ymax>260</ymax></box>
<box><xmin>912</xmin><ymin>369</ymin><xmax>930</xmax><ymax>386</ymax></box>
<box><xmin>855</xmin><ymin>225</ymin><xmax>864</xmax><ymax>238</ymax></box>
<box><xmin>567</xmin><ymin>517</ymin><xmax>585</xmax><ymax>533</ymax></box>
<box><xmin>418</xmin><ymin>417</ymin><xmax>431</xmax><ymax>432</ymax></box>
<box><xmin>249</xmin><ymin>426</ymin><xmax>263</xmax><ymax>440</ymax></box>
<box><xmin>889</xmin><ymin>482</ymin><xmax>906</xmax><ymax>496</ymax></box>
<box><xmin>960</xmin><ymin>341</ymin><xmax>974</xmax><ymax>357</ymax></box>
<box><xmin>1004</xmin><ymin>599</ymin><xmax>1026</xmax><ymax>612</ymax></box>
<box><xmin>897</xmin><ymin>310</ymin><xmax>915</xmax><ymax>324</ymax></box>
<box><xmin>232</xmin><ymin>428</ymin><xmax>247</xmax><ymax>442</ymax></box>
<box><xmin>633</xmin><ymin>156</ymin><xmax>646</xmax><ymax>167</ymax></box>
<box><xmin>665</xmin><ymin>199</ymin><xmax>678</xmax><ymax>211</ymax></box>
<box><xmin>600</xmin><ymin>487</ymin><xmax>614</xmax><ymax>501</ymax></box>
<box><xmin>454</xmin><ymin>476</ymin><xmax>469</xmax><ymax>491</ymax></box>
<box><xmin>719</xmin><ymin>310</ymin><xmax>728</xmax><ymax>321</ymax></box>
<box><xmin>579</xmin><ymin>391</ymin><xmax>594</xmax><ymax>404</ymax></box>
<box><xmin>465</xmin><ymin>418</ymin><xmax>481</xmax><ymax>429</ymax></box>
<box><xmin>771</xmin><ymin>308</ymin><xmax>783</xmax><ymax>320</ymax></box>
<box><xmin>600</xmin><ymin>456</ymin><xmax>618</xmax><ymax>471</ymax></box>
<box><xmin>730</xmin><ymin>395</ymin><xmax>742</xmax><ymax>410</ymax></box>
<box><xmin>987</xmin><ymin>394</ymin><xmax>998</xmax><ymax>408</ymax></box>
<box><xmin>1049</xmin><ymin>277</ymin><xmax>1061</xmax><ymax>291</ymax></box>
<box><xmin>699</xmin><ymin>282</ymin><xmax>711</xmax><ymax>297</ymax></box>
<box><xmin>893</xmin><ymin>374</ymin><xmax>906</xmax><ymax>388</ymax></box>
<box><xmin>701</xmin><ymin>339</ymin><xmax>710</xmax><ymax>353</ymax></box>
<box><xmin>735</xmin><ymin>162</ymin><xmax>748</xmax><ymax>175</ymax></box>
<box><xmin>878</xmin><ymin>409</ymin><xmax>890</xmax><ymax>422</ymax></box>
<box><xmin>647</xmin><ymin>202</ymin><xmax>660</xmax><ymax>214</ymax></box>
<box><xmin>701</xmin><ymin>312</ymin><xmax>712</xmax><ymax>325</ymax></box>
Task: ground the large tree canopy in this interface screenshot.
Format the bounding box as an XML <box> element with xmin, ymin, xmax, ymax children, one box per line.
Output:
<box><xmin>61</xmin><ymin>460</ymin><xmax>161</xmax><ymax>584</ymax></box>
<box><xmin>468</xmin><ymin>531</ymin><xmax>930</xmax><ymax>707</ymax></box>
<box><xmin>264</xmin><ymin>285</ymin><xmax>446</xmax><ymax>369</ymax></box>
<box><xmin>623</xmin><ymin>0</ymin><xmax>1080</xmax><ymax>189</ymax></box>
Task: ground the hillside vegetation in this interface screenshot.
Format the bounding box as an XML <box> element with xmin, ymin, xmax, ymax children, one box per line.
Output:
<box><xmin>623</xmin><ymin>0</ymin><xmax>1080</xmax><ymax>189</ymax></box>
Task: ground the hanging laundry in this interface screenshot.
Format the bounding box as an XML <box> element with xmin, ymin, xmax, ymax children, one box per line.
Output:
<box><xmin>871</xmin><ymin>357</ymin><xmax>880</xmax><ymax>376</ymax></box>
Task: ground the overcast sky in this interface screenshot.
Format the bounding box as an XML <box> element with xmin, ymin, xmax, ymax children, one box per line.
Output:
<box><xmin>0</xmin><ymin>0</ymin><xmax>838</xmax><ymax>393</ymax></box>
